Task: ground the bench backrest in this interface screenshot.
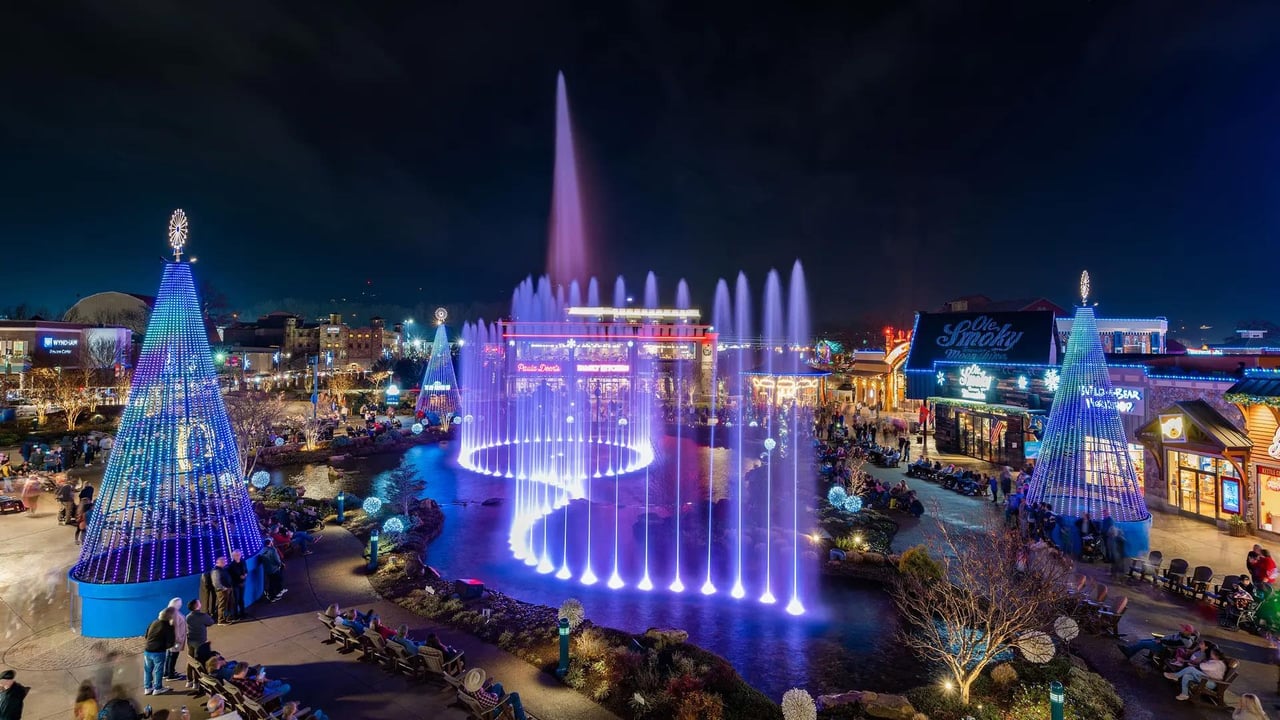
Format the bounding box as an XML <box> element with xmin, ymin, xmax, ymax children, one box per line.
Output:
<box><xmin>1166</xmin><ymin>558</ymin><xmax>1189</xmax><ymax>576</ymax></box>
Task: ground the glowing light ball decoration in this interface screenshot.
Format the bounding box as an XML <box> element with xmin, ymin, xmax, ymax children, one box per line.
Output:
<box><xmin>827</xmin><ymin>485</ymin><xmax>848</xmax><ymax>507</ymax></box>
<box><xmin>1025</xmin><ymin>272</ymin><xmax>1151</xmax><ymax>557</ymax></box>
<box><xmin>411</xmin><ymin>423</ymin><xmax>424</xmax><ymax>435</ymax></box>
<box><xmin>842</xmin><ymin>495</ymin><xmax>863</xmax><ymax>514</ymax></box>
<box><xmin>251</xmin><ymin>471</ymin><xmax>271</xmax><ymax>489</ymax></box>
<box><xmin>362</xmin><ymin>496</ymin><xmax>383</xmax><ymax>515</ymax></box>
<box><xmin>382</xmin><ymin>516</ymin><xmax>406</xmax><ymax>534</ymax></box>
<box><xmin>70</xmin><ymin>211</ymin><xmax>265</xmax><ymax>638</ymax></box>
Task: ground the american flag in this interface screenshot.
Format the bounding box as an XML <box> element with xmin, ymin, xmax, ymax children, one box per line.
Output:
<box><xmin>989</xmin><ymin>419</ymin><xmax>1007</xmax><ymax>446</ymax></box>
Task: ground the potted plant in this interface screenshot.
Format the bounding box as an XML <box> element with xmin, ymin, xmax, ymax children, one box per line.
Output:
<box><xmin>1228</xmin><ymin>514</ymin><xmax>1249</xmax><ymax>537</ymax></box>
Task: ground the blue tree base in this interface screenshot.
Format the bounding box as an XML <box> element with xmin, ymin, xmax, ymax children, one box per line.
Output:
<box><xmin>1114</xmin><ymin>516</ymin><xmax>1151</xmax><ymax>562</ymax></box>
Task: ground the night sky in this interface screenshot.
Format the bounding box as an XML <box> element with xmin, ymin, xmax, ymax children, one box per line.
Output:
<box><xmin>2</xmin><ymin>2</ymin><xmax>1279</xmax><ymax>340</ymax></box>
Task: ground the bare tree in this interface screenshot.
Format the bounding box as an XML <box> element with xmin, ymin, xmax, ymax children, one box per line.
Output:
<box><xmin>85</xmin><ymin>336</ymin><xmax>122</xmax><ymax>369</ymax></box>
<box><xmin>289</xmin><ymin>415</ymin><xmax>322</xmax><ymax>451</ymax></box>
<box><xmin>382</xmin><ymin>464</ymin><xmax>423</xmax><ymax>517</ymax></box>
<box><xmin>225</xmin><ymin>391</ymin><xmax>287</xmax><ymax>478</ymax></box>
<box><xmin>327</xmin><ymin>371</ymin><xmax>355</xmax><ymax>411</ymax></box>
<box><xmin>29</xmin><ymin>367</ymin><xmax>95</xmax><ymax>428</ymax></box>
<box><xmin>893</xmin><ymin>518</ymin><xmax>1072</xmax><ymax>705</ymax></box>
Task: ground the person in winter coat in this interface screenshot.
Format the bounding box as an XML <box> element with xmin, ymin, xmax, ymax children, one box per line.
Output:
<box><xmin>259</xmin><ymin>542</ymin><xmax>286</xmax><ymax>602</ymax></box>
<box><xmin>163</xmin><ymin>598</ymin><xmax>189</xmax><ymax>681</ymax></box>
<box><xmin>0</xmin><ymin>669</ymin><xmax>28</xmax><ymax>720</ymax></box>
<box><xmin>143</xmin><ymin>608</ymin><xmax>176</xmax><ymax>695</ymax></box>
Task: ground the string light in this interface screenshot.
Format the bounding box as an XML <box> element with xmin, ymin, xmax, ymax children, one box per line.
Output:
<box><xmin>251</xmin><ymin>471</ymin><xmax>270</xmax><ymax>489</ymax></box>
<box><xmin>72</xmin><ymin>214</ymin><xmax>263</xmax><ymax>585</ymax></box>
<box><xmin>362</xmin><ymin>496</ymin><xmax>383</xmax><ymax>515</ymax></box>
<box><xmin>1025</xmin><ymin>306</ymin><xmax>1148</xmax><ymax>521</ymax></box>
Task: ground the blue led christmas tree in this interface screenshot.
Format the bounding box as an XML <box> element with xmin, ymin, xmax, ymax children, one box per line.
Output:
<box><xmin>1026</xmin><ymin>272</ymin><xmax>1150</xmax><ymax>552</ymax></box>
<box><xmin>414</xmin><ymin>324</ymin><xmax>460</xmax><ymax>421</ymax></box>
<box><xmin>72</xmin><ymin>210</ymin><xmax>264</xmax><ymax>586</ymax></box>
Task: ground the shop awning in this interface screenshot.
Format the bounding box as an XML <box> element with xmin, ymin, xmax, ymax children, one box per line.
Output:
<box><xmin>1225</xmin><ymin>375</ymin><xmax>1280</xmax><ymax>407</ymax></box>
<box><xmin>1137</xmin><ymin>400</ymin><xmax>1251</xmax><ymax>450</ymax></box>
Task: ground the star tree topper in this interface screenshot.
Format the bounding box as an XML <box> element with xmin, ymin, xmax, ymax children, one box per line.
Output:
<box><xmin>169</xmin><ymin>209</ymin><xmax>189</xmax><ymax>261</ymax></box>
<box><xmin>1080</xmin><ymin>270</ymin><xmax>1090</xmax><ymax>305</ymax></box>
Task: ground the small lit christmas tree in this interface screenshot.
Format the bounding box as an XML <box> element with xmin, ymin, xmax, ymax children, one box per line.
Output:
<box><xmin>72</xmin><ymin>211</ymin><xmax>264</xmax><ymax>586</ymax></box>
<box><xmin>1026</xmin><ymin>272</ymin><xmax>1150</xmax><ymax>553</ymax></box>
<box><xmin>414</xmin><ymin>324</ymin><xmax>461</xmax><ymax>421</ymax></box>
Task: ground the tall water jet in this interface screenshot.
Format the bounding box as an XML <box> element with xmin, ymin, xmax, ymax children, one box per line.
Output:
<box><xmin>613</xmin><ymin>276</ymin><xmax>627</xmax><ymax>308</ymax></box>
<box><xmin>759</xmin><ymin>270</ymin><xmax>783</xmax><ymax>605</ymax></box>
<box><xmin>546</xmin><ymin>72</ymin><xmax>591</xmax><ymax>288</ymax></box>
<box><xmin>730</xmin><ymin>272</ymin><xmax>751</xmax><ymax>599</ymax></box>
<box><xmin>644</xmin><ymin>272</ymin><xmax>659</xmax><ymax>309</ymax></box>
<box><xmin>785</xmin><ymin>260</ymin><xmax>809</xmax><ymax>616</ymax></box>
<box><xmin>703</xmin><ymin>279</ymin><xmax>732</xmax><ymax>596</ymax></box>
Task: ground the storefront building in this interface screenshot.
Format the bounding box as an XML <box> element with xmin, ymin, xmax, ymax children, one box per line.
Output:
<box><xmin>1136</xmin><ymin>400</ymin><xmax>1251</xmax><ymax>526</ymax></box>
<box><xmin>904</xmin><ymin>310</ymin><xmax>1059</xmax><ymax>467</ymax></box>
<box><xmin>1226</xmin><ymin>370</ymin><xmax>1280</xmax><ymax>533</ymax></box>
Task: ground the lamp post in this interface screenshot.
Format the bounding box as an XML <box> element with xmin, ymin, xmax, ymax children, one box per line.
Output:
<box><xmin>336</xmin><ymin>491</ymin><xmax>346</xmax><ymax>523</ymax></box>
<box><xmin>368</xmin><ymin>530</ymin><xmax>380</xmax><ymax>571</ymax></box>
<box><xmin>1049</xmin><ymin>680</ymin><xmax>1064</xmax><ymax>720</ymax></box>
<box><xmin>555</xmin><ymin>617</ymin><xmax>571</xmax><ymax>678</ymax></box>
<box><xmin>310</xmin><ymin>354</ymin><xmax>319</xmax><ymax>420</ymax></box>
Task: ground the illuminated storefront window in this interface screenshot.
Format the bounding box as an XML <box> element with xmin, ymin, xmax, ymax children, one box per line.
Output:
<box><xmin>1166</xmin><ymin>450</ymin><xmax>1239</xmax><ymax>521</ymax></box>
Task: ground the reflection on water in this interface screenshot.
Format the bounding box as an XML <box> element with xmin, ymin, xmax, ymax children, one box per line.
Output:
<box><xmin>274</xmin><ymin>442</ymin><xmax>908</xmax><ymax>700</ymax></box>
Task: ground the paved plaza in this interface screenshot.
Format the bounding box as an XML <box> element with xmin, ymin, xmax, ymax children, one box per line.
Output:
<box><xmin>0</xmin><ymin>494</ymin><xmax>617</xmax><ymax>720</ymax></box>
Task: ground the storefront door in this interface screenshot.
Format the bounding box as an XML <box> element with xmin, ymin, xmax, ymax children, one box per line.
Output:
<box><xmin>1166</xmin><ymin>450</ymin><xmax>1236</xmax><ymax>522</ymax></box>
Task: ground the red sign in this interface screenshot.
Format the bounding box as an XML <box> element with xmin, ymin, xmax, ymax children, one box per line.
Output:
<box><xmin>515</xmin><ymin>362</ymin><xmax>562</xmax><ymax>373</ymax></box>
<box><xmin>1259</xmin><ymin>465</ymin><xmax>1280</xmax><ymax>493</ymax></box>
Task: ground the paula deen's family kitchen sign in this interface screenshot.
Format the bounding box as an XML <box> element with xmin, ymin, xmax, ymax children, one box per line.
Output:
<box><xmin>905</xmin><ymin>311</ymin><xmax>1058</xmax><ymax>371</ymax></box>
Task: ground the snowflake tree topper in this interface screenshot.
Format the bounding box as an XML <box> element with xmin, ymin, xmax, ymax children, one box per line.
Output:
<box><xmin>169</xmin><ymin>209</ymin><xmax>189</xmax><ymax>261</ymax></box>
<box><xmin>1079</xmin><ymin>270</ymin><xmax>1090</xmax><ymax>305</ymax></box>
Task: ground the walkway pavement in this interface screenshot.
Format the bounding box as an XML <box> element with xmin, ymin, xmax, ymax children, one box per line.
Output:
<box><xmin>0</xmin><ymin>502</ymin><xmax>618</xmax><ymax>720</ymax></box>
<box><xmin>859</xmin><ymin>441</ymin><xmax>1278</xmax><ymax>720</ymax></box>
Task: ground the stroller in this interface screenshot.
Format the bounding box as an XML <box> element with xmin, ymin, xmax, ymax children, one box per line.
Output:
<box><xmin>1080</xmin><ymin>533</ymin><xmax>1104</xmax><ymax>563</ymax></box>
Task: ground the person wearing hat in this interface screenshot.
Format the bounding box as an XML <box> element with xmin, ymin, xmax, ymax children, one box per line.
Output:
<box><xmin>0</xmin><ymin>669</ymin><xmax>28</xmax><ymax>720</ymax></box>
<box><xmin>1118</xmin><ymin>622</ymin><xmax>1198</xmax><ymax>660</ymax></box>
<box><xmin>461</xmin><ymin>668</ymin><xmax>529</xmax><ymax>720</ymax></box>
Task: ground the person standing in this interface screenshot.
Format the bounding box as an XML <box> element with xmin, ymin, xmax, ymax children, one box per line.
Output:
<box><xmin>227</xmin><ymin>551</ymin><xmax>247</xmax><ymax>619</ymax></box>
<box><xmin>73</xmin><ymin>680</ymin><xmax>98</xmax><ymax>720</ymax></box>
<box><xmin>55</xmin><ymin>481</ymin><xmax>75</xmax><ymax>524</ymax></box>
<box><xmin>77</xmin><ymin>482</ymin><xmax>95</xmax><ymax>518</ymax></box>
<box><xmin>1248</xmin><ymin>545</ymin><xmax>1265</xmax><ymax>585</ymax></box>
<box><xmin>999</xmin><ymin>467</ymin><xmax>1013</xmax><ymax>501</ymax></box>
<box><xmin>988</xmin><ymin>474</ymin><xmax>999</xmax><ymax>503</ymax></box>
<box><xmin>143</xmin><ymin>608</ymin><xmax>176</xmax><ymax>695</ymax></box>
<box><xmin>185</xmin><ymin>599</ymin><xmax>216</xmax><ymax>663</ymax></box>
<box><xmin>163</xmin><ymin>598</ymin><xmax>188</xmax><ymax>682</ymax></box>
<box><xmin>1262</xmin><ymin>549</ymin><xmax>1279</xmax><ymax>592</ymax></box>
<box><xmin>210</xmin><ymin>558</ymin><xmax>235</xmax><ymax>624</ymax></box>
<box><xmin>20</xmin><ymin>478</ymin><xmax>39</xmax><ymax>518</ymax></box>
<box><xmin>74</xmin><ymin>504</ymin><xmax>91</xmax><ymax>545</ymax></box>
<box><xmin>259</xmin><ymin>542</ymin><xmax>286</xmax><ymax>602</ymax></box>
<box><xmin>0</xmin><ymin>670</ymin><xmax>28</xmax><ymax>720</ymax></box>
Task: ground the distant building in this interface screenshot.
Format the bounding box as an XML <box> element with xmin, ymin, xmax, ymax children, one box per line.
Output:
<box><xmin>1208</xmin><ymin>328</ymin><xmax>1280</xmax><ymax>355</ymax></box>
<box><xmin>0</xmin><ymin>319</ymin><xmax>132</xmax><ymax>389</ymax></box>
<box><xmin>939</xmin><ymin>295</ymin><xmax>1068</xmax><ymax>316</ymax></box>
<box><xmin>1057</xmin><ymin>316</ymin><xmax>1168</xmax><ymax>354</ymax></box>
<box><xmin>63</xmin><ymin>291</ymin><xmax>153</xmax><ymax>335</ymax></box>
<box><xmin>222</xmin><ymin>312</ymin><xmax>402</xmax><ymax>370</ymax></box>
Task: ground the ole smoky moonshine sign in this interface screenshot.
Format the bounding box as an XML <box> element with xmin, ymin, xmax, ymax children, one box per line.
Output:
<box><xmin>905</xmin><ymin>311</ymin><xmax>1057</xmax><ymax>371</ymax></box>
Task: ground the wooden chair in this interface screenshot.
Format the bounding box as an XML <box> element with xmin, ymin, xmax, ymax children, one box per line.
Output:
<box><xmin>1188</xmin><ymin>659</ymin><xmax>1239</xmax><ymax>706</ymax></box>
<box><xmin>331</xmin><ymin>623</ymin><xmax>361</xmax><ymax>652</ymax></box>
<box><xmin>361</xmin><ymin>629</ymin><xmax>395</xmax><ymax>670</ymax></box>
<box><xmin>316</xmin><ymin>612</ymin><xmax>345</xmax><ymax>645</ymax></box>
<box><xmin>237</xmin><ymin>689</ymin><xmax>287</xmax><ymax>720</ymax></box>
<box><xmin>1129</xmin><ymin>551</ymin><xmax>1162</xmax><ymax>581</ymax></box>
<box><xmin>457</xmin><ymin>690</ymin><xmax>513</xmax><ymax>720</ymax></box>
<box><xmin>385</xmin><ymin>641</ymin><xmax>423</xmax><ymax>680</ymax></box>
<box><xmin>1095</xmin><ymin>596</ymin><xmax>1128</xmax><ymax>637</ymax></box>
<box><xmin>419</xmin><ymin>645</ymin><xmax>465</xmax><ymax>677</ymax></box>
<box><xmin>1159</xmin><ymin>558</ymin><xmax>1189</xmax><ymax>591</ymax></box>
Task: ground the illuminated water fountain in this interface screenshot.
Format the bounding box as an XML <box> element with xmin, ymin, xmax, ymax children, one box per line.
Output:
<box><xmin>454</xmin><ymin>72</ymin><xmax>822</xmax><ymax>614</ymax></box>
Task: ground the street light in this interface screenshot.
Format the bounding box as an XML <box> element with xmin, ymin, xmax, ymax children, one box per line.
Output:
<box><xmin>555</xmin><ymin>617</ymin><xmax>571</xmax><ymax>677</ymax></box>
<box><xmin>1049</xmin><ymin>681</ymin><xmax>1064</xmax><ymax>720</ymax></box>
<box><xmin>368</xmin><ymin>530</ymin><xmax>380</xmax><ymax>571</ymax></box>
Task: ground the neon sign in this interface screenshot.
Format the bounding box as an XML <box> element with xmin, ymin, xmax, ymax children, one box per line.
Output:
<box><xmin>576</xmin><ymin>363</ymin><xmax>629</xmax><ymax>373</ymax></box>
<box><xmin>516</xmin><ymin>362</ymin><xmax>562</xmax><ymax>373</ymax></box>
<box><xmin>1080</xmin><ymin>385</ymin><xmax>1143</xmax><ymax>414</ymax></box>
<box><xmin>40</xmin><ymin>336</ymin><xmax>79</xmax><ymax>355</ymax></box>
<box><xmin>958</xmin><ymin>364</ymin><xmax>993</xmax><ymax>400</ymax></box>
<box><xmin>422</xmin><ymin>381</ymin><xmax>452</xmax><ymax>391</ymax></box>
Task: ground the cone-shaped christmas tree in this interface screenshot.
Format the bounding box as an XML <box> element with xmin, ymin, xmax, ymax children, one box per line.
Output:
<box><xmin>1026</xmin><ymin>272</ymin><xmax>1150</xmax><ymax>554</ymax></box>
<box><xmin>414</xmin><ymin>324</ymin><xmax>460</xmax><ymax>421</ymax></box>
<box><xmin>72</xmin><ymin>211</ymin><xmax>264</xmax><ymax>588</ymax></box>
